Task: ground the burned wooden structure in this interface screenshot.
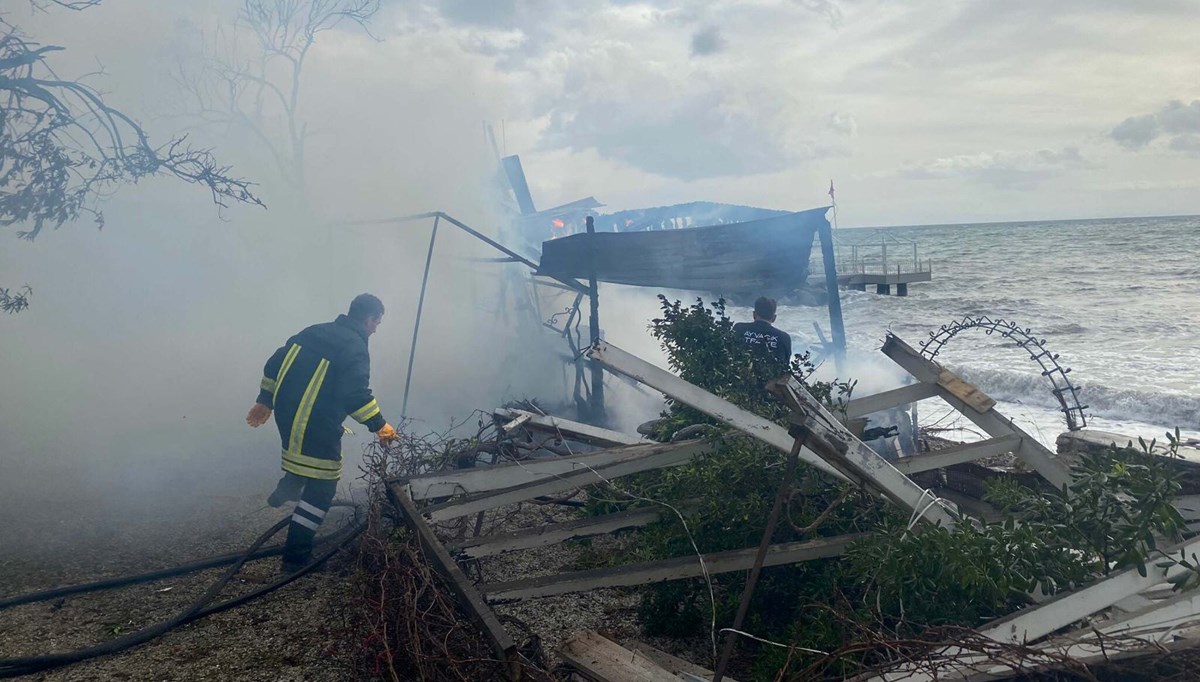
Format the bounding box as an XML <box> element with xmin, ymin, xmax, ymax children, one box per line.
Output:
<box><xmin>380</xmin><ymin>333</ymin><xmax>1200</xmax><ymax>680</ymax></box>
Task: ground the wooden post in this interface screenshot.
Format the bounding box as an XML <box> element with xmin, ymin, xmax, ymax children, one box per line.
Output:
<box><xmin>585</xmin><ymin>215</ymin><xmax>605</xmax><ymax>423</ymax></box>
<box><xmin>713</xmin><ymin>428</ymin><xmax>808</xmax><ymax>682</ymax></box>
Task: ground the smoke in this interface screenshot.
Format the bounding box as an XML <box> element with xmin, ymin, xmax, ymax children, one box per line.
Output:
<box><xmin>0</xmin><ymin>1</ymin><xmax>553</xmax><ymax>532</ymax></box>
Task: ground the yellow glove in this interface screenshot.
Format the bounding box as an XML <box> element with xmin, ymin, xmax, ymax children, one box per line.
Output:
<box><xmin>246</xmin><ymin>403</ymin><xmax>272</xmax><ymax>427</ymax></box>
<box><xmin>376</xmin><ymin>422</ymin><xmax>398</xmax><ymax>443</ymax></box>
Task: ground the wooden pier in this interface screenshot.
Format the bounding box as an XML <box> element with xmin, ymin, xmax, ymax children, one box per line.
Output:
<box><xmin>837</xmin><ymin>262</ymin><xmax>932</xmax><ymax>296</ymax></box>
<box><xmin>828</xmin><ymin>229</ymin><xmax>934</xmax><ymax>296</ymax></box>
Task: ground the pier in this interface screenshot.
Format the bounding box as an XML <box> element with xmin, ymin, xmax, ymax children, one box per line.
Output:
<box><xmin>838</xmin><ymin>261</ymin><xmax>932</xmax><ymax>295</ymax></box>
<box><xmin>829</xmin><ymin>229</ymin><xmax>933</xmax><ymax>296</ymax></box>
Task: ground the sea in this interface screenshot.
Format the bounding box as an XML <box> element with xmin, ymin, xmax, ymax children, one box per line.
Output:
<box><xmin>770</xmin><ymin>214</ymin><xmax>1200</xmax><ymax>451</ymax></box>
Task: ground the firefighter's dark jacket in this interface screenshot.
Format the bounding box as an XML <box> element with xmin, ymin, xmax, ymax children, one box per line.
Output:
<box><xmin>255</xmin><ymin>315</ymin><xmax>386</xmax><ymax>480</ymax></box>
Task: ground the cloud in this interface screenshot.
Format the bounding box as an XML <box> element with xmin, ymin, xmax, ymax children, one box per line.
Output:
<box><xmin>1111</xmin><ymin>99</ymin><xmax>1200</xmax><ymax>152</ymax></box>
<box><xmin>826</xmin><ymin>111</ymin><xmax>856</xmax><ymax>136</ymax></box>
<box><xmin>889</xmin><ymin>147</ymin><xmax>1090</xmax><ymax>189</ymax></box>
<box><xmin>1111</xmin><ymin>114</ymin><xmax>1160</xmax><ymax>149</ymax></box>
<box><xmin>690</xmin><ymin>26</ymin><xmax>725</xmax><ymax>56</ymax></box>
<box><xmin>1168</xmin><ymin>134</ymin><xmax>1200</xmax><ymax>155</ymax></box>
<box><xmin>795</xmin><ymin>0</ymin><xmax>843</xmax><ymax>28</ymax></box>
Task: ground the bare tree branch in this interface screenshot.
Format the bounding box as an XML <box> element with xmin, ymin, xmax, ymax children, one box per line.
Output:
<box><xmin>168</xmin><ymin>0</ymin><xmax>380</xmax><ymax>192</ymax></box>
<box><xmin>0</xmin><ymin>25</ymin><xmax>265</xmax><ymax>241</ymax></box>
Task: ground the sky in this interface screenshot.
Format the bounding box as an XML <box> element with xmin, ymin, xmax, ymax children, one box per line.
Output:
<box><xmin>10</xmin><ymin>0</ymin><xmax>1200</xmax><ymax>228</ymax></box>
<box><xmin>2</xmin><ymin>0</ymin><xmax>1199</xmax><ymax>513</ymax></box>
<box><xmin>376</xmin><ymin>0</ymin><xmax>1200</xmax><ymax>227</ymax></box>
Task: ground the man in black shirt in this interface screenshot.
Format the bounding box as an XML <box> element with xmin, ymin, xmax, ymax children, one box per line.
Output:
<box><xmin>732</xmin><ymin>297</ymin><xmax>792</xmax><ymax>365</ymax></box>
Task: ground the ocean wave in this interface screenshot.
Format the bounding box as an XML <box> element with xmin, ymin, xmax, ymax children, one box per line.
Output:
<box><xmin>945</xmin><ymin>364</ymin><xmax>1200</xmax><ymax>431</ymax></box>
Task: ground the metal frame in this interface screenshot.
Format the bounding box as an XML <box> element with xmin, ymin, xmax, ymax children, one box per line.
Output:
<box><xmin>919</xmin><ymin>316</ymin><xmax>1088</xmax><ymax>431</ymax></box>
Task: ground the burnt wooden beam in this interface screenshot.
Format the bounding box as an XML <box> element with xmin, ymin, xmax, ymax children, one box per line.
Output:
<box><xmin>482</xmin><ymin>534</ymin><xmax>865</xmax><ymax>602</ymax></box>
<box><xmin>385</xmin><ymin>482</ymin><xmax>519</xmax><ymax>678</ymax></box>
<box><xmin>446</xmin><ymin>507</ymin><xmax>662</xmax><ymax>559</ymax></box>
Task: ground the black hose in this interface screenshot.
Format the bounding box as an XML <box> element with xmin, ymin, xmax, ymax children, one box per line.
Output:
<box><xmin>0</xmin><ymin>516</ymin><xmax>366</xmax><ymax>678</ymax></box>
<box><xmin>0</xmin><ymin>500</ymin><xmax>359</xmax><ymax>611</ymax></box>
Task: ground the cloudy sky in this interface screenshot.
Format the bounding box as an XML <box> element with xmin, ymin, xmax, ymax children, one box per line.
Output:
<box><xmin>381</xmin><ymin>0</ymin><xmax>1200</xmax><ymax>226</ymax></box>
<box><xmin>16</xmin><ymin>0</ymin><xmax>1200</xmax><ymax>228</ymax></box>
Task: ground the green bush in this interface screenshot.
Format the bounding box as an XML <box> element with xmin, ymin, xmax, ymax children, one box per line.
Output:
<box><xmin>581</xmin><ymin>296</ymin><xmax>1191</xmax><ymax>681</ymax></box>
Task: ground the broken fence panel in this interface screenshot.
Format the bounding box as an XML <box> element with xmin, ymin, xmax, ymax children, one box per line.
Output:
<box><xmin>961</xmin><ymin>590</ymin><xmax>1200</xmax><ymax>681</ymax></box>
<box><xmin>867</xmin><ymin>534</ymin><xmax>1200</xmax><ymax>681</ymax></box>
<box><xmin>422</xmin><ymin>440</ymin><xmax>713</xmax><ymax>522</ymax></box>
<box><xmin>483</xmin><ymin>533</ymin><xmax>865</xmax><ymax>602</ymax></box>
<box><xmin>405</xmin><ymin>440</ymin><xmax>672</xmax><ymax>501</ymax></box>
<box><xmin>768</xmin><ymin>377</ymin><xmax>959</xmax><ymax>529</ymax></box>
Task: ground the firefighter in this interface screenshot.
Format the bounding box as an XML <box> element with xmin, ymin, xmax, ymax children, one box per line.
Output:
<box><xmin>733</xmin><ymin>296</ymin><xmax>793</xmax><ymax>366</ymax></box>
<box><xmin>245</xmin><ymin>293</ymin><xmax>398</xmax><ymax>572</ymax></box>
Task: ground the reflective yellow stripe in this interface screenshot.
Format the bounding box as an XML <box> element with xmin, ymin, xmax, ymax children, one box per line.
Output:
<box><xmin>281</xmin><ymin>451</ymin><xmax>342</xmax><ymax>480</ymax></box>
<box><xmin>349</xmin><ymin>399</ymin><xmax>380</xmax><ymax>423</ymax></box>
<box><xmin>260</xmin><ymin>376</ymin><xmax>277</xmax><ymax>392</ymax></box>
<box><xmin>287</xmin><ymin>358</ymin><xmax>329</xmax><ymax>456</ymax></box>
<box><xmin>273</xmin><ymin>344</ymin><xmax>302</xmax><ymax>400</ymax></box>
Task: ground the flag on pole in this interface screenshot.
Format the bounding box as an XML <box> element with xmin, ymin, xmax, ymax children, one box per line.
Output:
<box><xmin>828</xmin><ymin>180</ymin><xmax>836</xmax><ymax>202</ymax></box>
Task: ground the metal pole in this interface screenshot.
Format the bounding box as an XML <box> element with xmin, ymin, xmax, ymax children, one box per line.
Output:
<box><xmin>401</xmin><ymin>215</ymin><xmax>440</xmax><ymax>417</ymax></box>
<box><xmin>712</xmin><ymin>428</ymin><xmax>808</xmax><ymax>682</ymax></box>
<box><xmin>585</xmin><ymin>215</ymin><xmax>605</xmax><ymax>423</ymax></box>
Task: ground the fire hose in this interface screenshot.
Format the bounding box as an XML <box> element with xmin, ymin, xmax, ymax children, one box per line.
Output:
<box><xmin>0</xmin><ymin>506</ymin><xmax>365</xmax><ymax>678</ymax></box>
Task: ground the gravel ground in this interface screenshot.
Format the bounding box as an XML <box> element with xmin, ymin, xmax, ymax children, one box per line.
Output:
<box><xmin>0</xmin><ymin>487</ymin><xmax>359</xmax><ymax>682</ymax></box>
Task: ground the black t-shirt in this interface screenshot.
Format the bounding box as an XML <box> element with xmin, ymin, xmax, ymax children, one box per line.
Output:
<box><xmin>732</xmin><ymin>319</ymin><xmax>792</xmax><ymax>365</ymax></box>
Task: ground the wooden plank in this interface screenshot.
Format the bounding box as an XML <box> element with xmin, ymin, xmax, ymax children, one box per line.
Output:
<box><xmin>867</xmin><ymin>534</ymin><xmax>1200</xmax><ymax>682</ymax></box>
<box><xmin>768</xmin><ymin>377</ymin><xmax>959</xmax><ymax>528</ymax></box>
<box><xmin>483</xmin><ymin>534</ymin><xmax>864</xmax><ymax>602</ymax></box>
<box><xmin>625</xmin><ymin>641</ymin><xmax>738</xmax><ymax>682</ymax></box>
<box><xmin>893</xmin><ymin>435</ymin><xmax>1022</xmax><ymax>475</ymax></box>
<box><xmin>845</xmin><ymin>383</ymin><xmax>939</xmax><ymax>419</ymax></box>
<box><xmin>423</xmin><ymin>441</ymin><xmax>713</xmax><ymax>522</ymax></box>
<box><xmin>881</xmin><ymin>334</ymin><xmax>1072</xmax><ymax>490</ymax></box>
<box><xmin>936</xmin><ymin>370</ymin><xmax>996</xmax><ymax>413</ymax></box>
<box><xmin>404</xmin><ymin>440</ymin><xmax>669</xmax><ymax>501</ymax></box>
<box><xmin>586</xmin><ymin>340</ymin><xmax>846</xmax><ymax>481</ymax></box>
<box><xmin>559</xmin><ymin>631</ymin><xmax>682</xmax><ymax>682</ymax></box>
<box><xmin>385</xmin><ymin>482</ymin><xmax>518</xmax><ymax>677</ymax></box>
<box><xmin>447</xmin><ymin>507</ymin><xmax>662</xmax><ymax>559</ymax></box>
<box><xmin>494</xmin><ymin>408</ymin><xmax>645</xmax><ymax>448</ymax></box>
